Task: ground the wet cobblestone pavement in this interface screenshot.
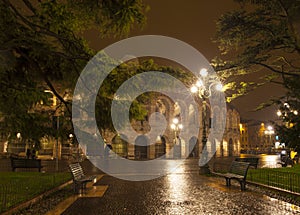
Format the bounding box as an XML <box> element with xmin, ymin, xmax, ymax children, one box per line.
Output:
<box><xmin>61</xmin><ymin>159</ymin><xmax>300</xmax><ymax>215</ymax></box>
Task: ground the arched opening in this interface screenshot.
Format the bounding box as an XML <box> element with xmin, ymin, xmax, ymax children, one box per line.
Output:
<box><xmin>111</xmin><ymin>134</ymin><xmax>128</xmax><ymax>158</ymax></box>
<box><xmin>229</xmin><ymin>138</ymin><xmax>234</xmax><ymax>157</ymax></box>
<box><xmin>188</xmin><ymin>136</ymin><xmax>199</xmax><ymax>157</ymax></box>
<box><xmin>220</xmin><ymin>141</ymin><xmax>224</xmax><ymax>157</ymax></box>
<box><xmin>155</xmin><ymin>135</ymin><xmax>166</xmax><ymax>158</ymax></box>
<box><xmin>134</xmin><ymin>135</ymin><xmax>149</xmax><ymax>159</ymax></box>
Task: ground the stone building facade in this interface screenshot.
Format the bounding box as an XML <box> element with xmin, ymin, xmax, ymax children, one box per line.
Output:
<box><xmin>102</xmin><ymin>94</ymin><xmax>241</xmax><ymax>159</ymax></box>
<box><xmin>1</xmin><ymin>91</ymin><xmax>241</xmax><ymax>160</ymax></box>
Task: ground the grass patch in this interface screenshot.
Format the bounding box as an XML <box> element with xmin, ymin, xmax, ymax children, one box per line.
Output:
<box><xmin>0</xmin><ymin>172</ymin><xmax>72</xmax><ymax>212</ymax></box>
<box><xmin>247</xmin><ymin>164</ymin><xmax>300</xmax><ymax>193</ymax></box>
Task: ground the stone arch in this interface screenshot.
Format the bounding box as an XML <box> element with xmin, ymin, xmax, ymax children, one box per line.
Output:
<box><xmin>188</xmin><ymin>104</ymin><xmax>197</xmax><ymax>126</ymax></box>
<box><xmin>220</xmin><ymin>141</ymin><xmax>224</xmax><ymax>157</ymax></box>
<box><xmin>232</xmin><ymin>110</ymin><xmax>239</xmax><ymax>130</ymax></box>
<box><xmin>211</xmin><ymin>106</ymin><xmax>221</xmax><ymax>129</ymax></box>
<box><xmin>134</xmin><ymin>135</ymin><xmax>149</xmax><ymax>159</ymax></box>
<box><xmin>221</xmin><ymin>107</ymin><xmax>227</xmax><ymax>130</ymax></box>
<box><xmin>111</xmin><ymin>134</ymin><xmax>128</xmax><ymax>158</ymax></box>
<box><xmin>227</xmin><ymin>109</ymin><xmax>233</xmax><ymax>130</ymax></box>
<box><xmin>155</xmin><ymin>135</ymin><xmax>166</xmax><ymax>158</ymax></box>
<box><xmin>188</xmin><ymin>136</ymin><xmax>199</xmax><ymax>157</ymax></box>
<box><xmin>234</xmin><ymin>138</ymin><xmax>239</xmax><ymax>156</ymax></box>
<box><xmin>153</xmin><ymin>96</ymin><xmax>173</xmax><ymax>123</ymax></box>
<box><xmin>228</xmin><ymin>138</ymin><xmax>234</xmax><ymax>157</ymax></box>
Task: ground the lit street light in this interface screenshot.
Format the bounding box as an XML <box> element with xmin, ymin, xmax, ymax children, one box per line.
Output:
<box><xmin>264</xmin><ymin>125</ymin><xmax>275</xmax><ymax>151</ymax></box>
<box><xmin>191</xmin><ymin>68</ymin><xmax>223</xmax><ymax>173</ymax></box>
<box><xmin>170</xmin><ymin>117</ymin><xmax>183</xmax><ymax>158</ymax></box>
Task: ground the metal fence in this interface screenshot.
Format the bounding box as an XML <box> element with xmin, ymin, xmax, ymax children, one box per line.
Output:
<box><xmin>0</xmin><ymin>181</ymin><xmax>18</xmax><ymax>213</ymax></box>
<box><xmin>247</xmin><ymin>169</ymin><xmax>300</xmax><ymax>194</ymax></box>
<box><xmin>0</xmin><ymin>172</ymin><xmax>71</xmax><ymax>213</ymax></box>
<box><xmin>0</xmin><ymin>159</ymin><xmax>72</xmax><ymax>213</ymax></box>
<box><xmin>212</xmin><ymin>161</ymin><xmax>300</xmax><ymax>194</ymax></box>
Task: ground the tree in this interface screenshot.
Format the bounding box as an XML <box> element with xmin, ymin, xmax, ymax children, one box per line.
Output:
<box><xmin>275</xmin><ymin>77</ymin><xmax>300</xmax><ymax>151</ymax></box>
<box><xmin>213</xmin><ymin>0</ymin><xmax>300</xmax><ymax>149</ymax></box>
<box><xmin>0</xmin><ymin>0</ymin><xmax>148</xmax><ymax>143</ymax></box>
<box><xmin>95</xmin><ymin>58</ymin><xmax>195</xmax><ymax>134</ymax></box>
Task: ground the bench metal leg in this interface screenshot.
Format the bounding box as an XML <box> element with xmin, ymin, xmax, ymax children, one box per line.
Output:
<box><xmin>240</xmin><ymin>181</ymin><xmax>246</xmax><ymax>191</ymax></box>
<box><xmin>225</xmin><ymin>178</ymin><xmax>231</xmax><ymax>187</ymax></box>
<box><xmin>73</xmin><ymin>182</ymin><xmax>82</xmax><ymax>194</ymax></box>
<box><xmin>73</xmin><ymin>182</ymin><xmax>89</xmax><ymax>194</ymax></box>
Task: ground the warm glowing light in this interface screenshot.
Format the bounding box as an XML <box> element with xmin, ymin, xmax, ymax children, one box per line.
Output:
<box><xmin>170</xmin><ymin>124</ymin><xmax>176</xmax><ymax>130</ymax></box>
<box><xmin>196</xmin><ymin>80</ymin><xmax>203</xmax><ymax>87</ymax></box>
<box><xmin>239</xmin><ymin>123</ymin><xmax>243</xmax><ymax>130</ymax></box>
<box><xmin>200</xmin><ymin>68</ymin><xmax>208</xmax><ymax>77</ymax></box>
<box><xmin>44</xmin><ymin>90</ymin><xmax>57</xmax><ymax>106</ymax></box>
<box><xmin>173</xmin><ymin>118</ymin><xmax>179</xmax><ymax>124</ymax></box>
<box><xmin>265</xmin><ymin>125</ymin><xmax>275</xmax><ymax>135</ymax></box>
<box><xmin>277</xmin><ymin>110</ymin><xmax>282</xmax><ymax>116</ymax></box>
<box><xmin>190</xmin><ymin>85</ymin><xmax>198</xmax><ymax>93</ymax></box>
<box><xmin>293</xmin><ymin>110</ymin><xmax>298</xmax><ymax>115</ymax></box>
<box><xmin>16</xmin><ymin>133</ymin><xmax>21</xmax><ymax>139</ymax></box>
<box><xmin>284</xmin><ymin>102</ymin><xmax>290</xmax><ymax>108</ymax></box>
<box><xmin>215</xmin><ymin>83</ymin><xmax>223</xmax><ymax>91</ymax></box>
<box><xmin>178</xmin><ymin>124</ymin><xmax>183</xmax><ymax>130</ymax></box>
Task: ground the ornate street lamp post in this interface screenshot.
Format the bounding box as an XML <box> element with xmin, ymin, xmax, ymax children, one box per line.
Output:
<box><xmin>190</xmin><ymin>68</ymin><xmax>223</xmax><ymax>173</ymax></box>
<box><xmin>170</xmin><ymin>117</ymin><xmax>183</xmax><ymax>159</ymax></box>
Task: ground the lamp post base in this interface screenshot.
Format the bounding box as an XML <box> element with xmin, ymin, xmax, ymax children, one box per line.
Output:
<box><xmin>199</xmin><ymin>164</ymin><xmax>210</xmax><ymax>174</ymax></box>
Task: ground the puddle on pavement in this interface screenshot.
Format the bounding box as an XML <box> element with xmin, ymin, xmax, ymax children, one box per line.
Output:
<box><xmin>262</xmin><ymin>195</ymin><xmax>300</xmax><ymax>213</ymax></box>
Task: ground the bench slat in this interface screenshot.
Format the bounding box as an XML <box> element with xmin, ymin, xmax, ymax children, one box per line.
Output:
<box><xmin>69</xmin><ymin>163</ymin><xmax>96</xmax><ymax>194</ymax></box>
<box><xmin>235</xmin><ymin>157</ymin><xmax>259</xmax><ymax>168</ymax></box>
<box><xmin>212</xmin><ymin>161</ymin><xmax>250</xmax><ymax>191</ymax></box>
<box><xmin>10</xmin><ymin>157</ymin><xmax>43</xmax><ymax>172</ymax></box>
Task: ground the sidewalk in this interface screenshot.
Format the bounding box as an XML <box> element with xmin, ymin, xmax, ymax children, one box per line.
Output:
<box><xmin>49</xmin><ymin>158</ymin><xmax>300</xmax><ymax>215</ymax></box>
<box><xmin>46</xmin><ymin>174</ymin><xmax>107</xmax><ymax>215</ymax></box>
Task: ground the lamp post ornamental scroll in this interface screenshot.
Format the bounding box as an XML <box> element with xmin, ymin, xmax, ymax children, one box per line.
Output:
<box><xmin>190</xmin><ymin>68</ymin><xmax>223</xmax><ymax>173</ymax></box>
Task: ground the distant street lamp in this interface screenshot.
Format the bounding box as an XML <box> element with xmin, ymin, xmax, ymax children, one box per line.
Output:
<box><xmin>264</xmin><ymin>125</ymin><xmax>275</xmax><ymax>150</ymax></box>
<box><xmin>16</xmin><ymin>132</ymin><xmax>22</xmax><ymax>153</ymax></box>
<box><xmin>170</xmin><ymin>117</ymin><xmax>183</xmax><ymax>158</ymax></box>
<box><xmin>191</xmin><ymin>68</ymin><xmax>223</xmax><ymax>173</ymax></box>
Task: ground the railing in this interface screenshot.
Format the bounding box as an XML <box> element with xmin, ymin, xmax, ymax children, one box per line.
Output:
<box><xmin>212</xmin><ymin>161</ymin><xmax>300</xmax><ymax>194</ymax></box>
<box><xmin>247</xmin><ymin>169</ymin><xmax>300</xmax><ymax>194</ymax></box>
<box><xmin>0</xmin><ymin>173</ymin><xmax>71</xmax><ymax>213</ymax></box>
<box><xmin>0</xmin><ymin>181</ymin><xmax>17</xmax><ymax>213</ymax></box>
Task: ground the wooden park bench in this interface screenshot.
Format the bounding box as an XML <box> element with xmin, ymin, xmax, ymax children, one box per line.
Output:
<box><xmin>212</xmin><ymin>161</ymin><xmax>251</xmax><ymax>191</ymax></box>
<box><xmin>235</xmin><ymin>157</ymin><xmax>259</xmax><ymax>169</ymax></box>
<box><xmin>69</xmin><ymin>162</ymin><xmax>96</xmax><ymax>194</ymax></box>
<box><xmin>10</xmin><ymin>157</ymin><xmax>43</xmax><ymax>172</ymax></box>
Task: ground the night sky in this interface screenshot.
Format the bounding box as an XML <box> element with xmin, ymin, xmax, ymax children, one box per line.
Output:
<box><xmin>85</xmin><ymin>0</ymin><xmax>285</xmax><ymax>122</ymax></box>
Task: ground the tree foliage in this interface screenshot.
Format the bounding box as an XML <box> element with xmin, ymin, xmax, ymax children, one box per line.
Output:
<box><xmin>95</xmin><ymin>58</ymin><xmax>195</xmax><ymax>133</ymax></box>
<box><xmin>214</xmin><ymin>0</ymin><xmax>300</xmax><ymax>148</ymax></box>
<box><xmin>214</xmin><ymin>0</ymin><xmax>300</xmax><ymax>100</ymax></box>
<box><xmin>0</xmin><ymin>0</ymin><xmax>148</xmax><ymax>142</ymax></box>
<box><xmin>275</xmin><ymin>77</ymin><xmax>300</xmax><ymax>151</ymax></box>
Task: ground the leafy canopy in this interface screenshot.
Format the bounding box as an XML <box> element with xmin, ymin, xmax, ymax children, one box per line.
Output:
<box><xmin>214</xmin><ymin>0</ymin><xmax>300</xmax><ymax>148</ymax></box>
<box><xmin>0</xmin><ymin>0</ymin><xmax>147</xmax><ymax>143</ymax></box>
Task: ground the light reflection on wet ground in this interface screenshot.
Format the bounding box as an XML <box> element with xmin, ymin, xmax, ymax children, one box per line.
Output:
<box><xmin>241</xmin><ymin>153</ymin><xmax>283</xmax><ymax>168</ymax></box>
<box><xmin>62</xmin><ymin>158</ymin><xmax>300</xmax><ymax>215</ymax></box>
